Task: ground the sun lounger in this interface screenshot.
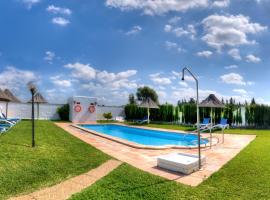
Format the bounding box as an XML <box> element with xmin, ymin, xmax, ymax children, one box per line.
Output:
<box><xmin>200</xmin><ymin>118</ymin><xmax>211</xmax><ymax>128</ymax></box>
<box><xmin>0</xmin><ymin>125</ymin><xmax>8</xmax><ymax>133</ymax></box>
<box><xmin>0</xmin><ymin>113</ymin><xmax>20</xmax><ymax>124</ymax></box>
<box><xmin>0</xmin><ymin>119</ymin><xmax>15</xmax><ymax>126</ymax></box>
<box><xmin>135</xmin><ymin>116</ymin><xmax>148</xmax><ymax>124</ymax></box>
<box><xmin>212</xmin><ymin>118</ymin><xmax>229</xmax><ymax>130</ymax></box>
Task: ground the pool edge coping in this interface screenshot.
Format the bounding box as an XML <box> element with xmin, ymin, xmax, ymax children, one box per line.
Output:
<box><xmin>71</xmin><ymin>123</ymin><xmax>218</xmax><ymax>150</ymax></box>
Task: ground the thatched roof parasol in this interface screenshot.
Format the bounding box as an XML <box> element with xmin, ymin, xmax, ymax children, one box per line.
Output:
<box><xmin>139</xmin><ymin>97</ymin><xmax>159</xmax><ymax>123</ymax></box>
<box><xmin>28</xmin><ymin>92</ymin><xmax>48</xmax><ymax>104</ymax></box>
<box><xmin>199</xmin><ymin>94</ymin><xmax>224</xmax><ymax>108</ymax></box>
<box><xmin>139</xmin><ymin>97</ymin><xmax>159</xmax><ymax>109</ymax></box>
<box><xmin>199</xmin><ymin>94</ymin><xmax>225</xmax><ymax>147</ymax></box>
<box><xmin>4</xmin><ymin>89</ymin><xmax>21</xmax><ymax>103</ymax></box>
<box><xmin>0</xmin><ymin>89</ymin><xmax>11</xmax><ymax>102</ymax></box>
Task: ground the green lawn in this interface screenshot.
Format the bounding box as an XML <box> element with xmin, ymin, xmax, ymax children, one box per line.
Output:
<box><xmin>0</xmin><ymin>121</ymin><xmax>110</xmax><ymax>200</ymax></box>
<box><xmin>70</xmin><ymin>126</ymin><xmax>270</xmax><ymax>200</ymax></box>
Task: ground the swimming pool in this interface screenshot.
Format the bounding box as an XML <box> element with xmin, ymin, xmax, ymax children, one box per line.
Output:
<box><xmin>78</xmin><ymin>124</ymin><xmax>208</xmax><ymax>148</ymax></box>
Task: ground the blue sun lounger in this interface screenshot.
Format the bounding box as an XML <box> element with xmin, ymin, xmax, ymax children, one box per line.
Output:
<box><xmin>135</xmin><ymin>116</ymin><xmax>148</xmax><ymax>124</ymax></box>
<box><xmin>212</xmin><ymin>118</ymin><xmax>229</xmax><ymax>130</ymax></box>
<box><xmin>0</xmin><ymin>113</ymin><xmax>20</xmax><ymax>124</ymax></box>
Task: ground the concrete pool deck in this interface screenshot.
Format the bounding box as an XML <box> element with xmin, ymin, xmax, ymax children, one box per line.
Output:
<box><xmin>56</xmin><ymin>123</ymin><xmax>256</xmax><ymax>187</ymax></box>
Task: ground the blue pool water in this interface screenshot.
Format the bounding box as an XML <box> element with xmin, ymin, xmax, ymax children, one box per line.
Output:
<box><xmin>79</xmin><ymin>124</ymin><xmax>208</xmax><ymax>147</ymax></box>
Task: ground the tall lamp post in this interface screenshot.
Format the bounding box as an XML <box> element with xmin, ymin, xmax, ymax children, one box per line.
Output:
<box><xmin>27</xmin><ymin>82</ymin><xmax>37</xmax><ymax>148</ymax></box>
<box><xmin>181</xmin><ymin>67</ymin><xmax>201</xmax><ymax>169</ymax></box>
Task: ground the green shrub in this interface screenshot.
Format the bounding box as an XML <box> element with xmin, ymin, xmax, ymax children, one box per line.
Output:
<box><xmin>57</xmin><ymin>104</ymin><xmax>70</xmax><ymax>121</ymax></box>
<box><xmin>103</xmin><ymin>112</ymin><xmax>113</xmax><ymax>120</ymax></box>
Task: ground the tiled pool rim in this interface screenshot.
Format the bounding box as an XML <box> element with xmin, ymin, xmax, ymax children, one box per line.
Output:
<box><xmin>72</xmin><ymin>123</ymin><xmax>219</xmax><ymax>150</ymax></box>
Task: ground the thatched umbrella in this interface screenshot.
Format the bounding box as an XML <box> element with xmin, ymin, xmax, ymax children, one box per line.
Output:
<box><xmin>0</xmin><ymin>89</ymin><xmax>11</xmax><ymax>117</ymax></box>
<box><xmin>200</xmin><ymin>94</ymin><xmax>225</xmax><ymax>146</ymax></box>
<box><xmin>4</xmin><ymin>89</ymin><xmax>21</xmax><ymax>118</ymax></box>
<box><xmin>139</xmin><ymin>97</ymin><xmax>159</xmax><ymax>124</ymax></box>
<box><xmin>28</xmin><ymin>92</ymin><xmax>48</xmax><ymax>119</ymax></box>
<box><xmin>4</xmin><ymin>89</ymin><xmax>21</xmax><ymax>103</ymax></box>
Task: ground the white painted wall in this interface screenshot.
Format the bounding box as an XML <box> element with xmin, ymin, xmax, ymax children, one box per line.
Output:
<box><xmin>0</xmin><ymin>102</ymin><xmax>63</xmax><ymax>120</ymax></box>
<box><xmin>0</xmin><ymin>97</ymin><xmax>126</xmax><ymax>122</ymax></box>
<box><xmin>97</xmin><ymin>105</ymin><xmax>125</xmax><ymax>120</ymax></box>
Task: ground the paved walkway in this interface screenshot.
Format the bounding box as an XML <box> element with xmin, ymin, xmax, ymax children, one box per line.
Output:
<box><xmin>10</xmin><ymin>159</ymin><xmax>122</xmax><ymax>200</ymax></box>
<box><xmin>56</xmin><ymin>123</ymin><xmax>256</xmax><ymax>187</ymax></box>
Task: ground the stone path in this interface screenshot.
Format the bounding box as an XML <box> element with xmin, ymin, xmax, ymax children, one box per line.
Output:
<box><xmin>10</xmin><ymin>159</ymin><xmax>122</xmax><ymax>200</ymax></box>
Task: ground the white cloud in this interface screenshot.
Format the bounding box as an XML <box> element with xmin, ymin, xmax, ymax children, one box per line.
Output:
<box><xmin>46</xmin><ymin>5</ymin><xmax>72</xmax><ymax>15</ymax></box>
<box><xmin>224</xmin><ymin>65</ymin><xmax>238</xmax><ymax>69</ymax></box>
<box><xmin>202</xmin><ymin>14</ymin><xmax>267</xmax><ymax>50</ymax></box>
<box><xmin>164</xmin><ymin>25</ymin><xmax>172</xmax><ymax>32</ymax></box>
<box><xmin>150</xmin><ymin>73</ymin><xmax>172</xmax><ymax>85</ymax></box>
<box><xmin>20</xmin><ymin>0</ymin><xmax>40</xmax><ymax>9</ymax></box>
<box><xmin>64</xmin><ymin>63</ymin><xmax>97</xmax><ymax>80</ymax></box>
<box><xmin>105</xmin><ymin>0</ymin><xmax>209</xmax><ymax>15</ymax></box>
<box><xmin>196</xmin><ymin>50</ymin><xmax>213</xmax><ymax>58</ymax></box>
<box><xmin>165</xmin><ymin>24</ymin><xmax>196</xmax><ymax>40</ymax></box>
<box><xmin>211</xmin><ymin>0</ymin><xmax>230</xmax><ymax>7</ymax></box>
<box><xmin>50</xmin><ymin>75</ymin><xmax>72</xmax><ymax>87</ymax></box>
<box><xmin>44</xmin><ymin>51</ymin><xmax>55</xmax><ymax>63</ymax></box>
<box><xmin>125</xmin><ymin>25</ymin><xmax>142</xmax><ymax>35</ymax></box>
<box><xmin>64</xmin><ymin>62</ymin><xmax>137</xmax><ymax>91</ymax></box>
<box><xmin>52</xmin><ymin>17</ymin><xmax>70</xmax><ymax>26</ymax></box>
<box><xmin>228</xmin><ymin>48</ymin><xmax>242</xmax><ymax>60</ymax></box>
<box><xmin>165</xmin><ymin>41</ymin><xmax>184</xmax><ymax>53</ymax></box>
<box><xmin>246</xmin><ymin>54</ymin><xmax>261</xmax><ymax>63</ymax></box>
<box><xmin>220</xmin><ymin>72</ymin><xmax>249</xmax><ymax>85</ymax></box>
<box><xmin>179</xmin><ymin>81</ymin><xmax>188</xmax><ymax>87</ymax></box>
<box><xmin>233</xmin><ymin>88</ymin><xmax>247</xmax><ymax>95</ymax></box>
<box><xmin>0</xmin><ymin>66</ymin><xmax>36</xmax><ymax>92</ymax></box>
<box><xmin>168</xmin><ymin>16</ymin><xmax>181</xmax><ymax>24</ymax></box>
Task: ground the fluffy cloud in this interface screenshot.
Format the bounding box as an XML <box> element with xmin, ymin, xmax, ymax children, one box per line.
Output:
<box><xmin>46</xmin><ymin>5</ymin><xmax>72</xmax><ymax>15</ymax></box>
<box><xmin>64</xmin><ymin>62</ymin><xmax>137</xmax><ymax>91</ymax></box>
<box><xmin>233</xmin><ymin>88</ymin><xmax>247</xmax><ymax>95</ymax></box>
<box><xmin>52</xmin><ymin>17</ymin><xmax>70</xmax><ymax>26</ymax></box>
<box><xmin>105</xmin><ymin>0</ymin><xmax>209</xmax><ymax>15</ymax></box>
<box><xmin>44</xmin><ymin>51</ymin><xmax>55</xmax><ymax>63</ymax></box>
<box><xmin>165</xmin><ymin>24</ymin><xmax>196</xmax><ymax>40</ymax></box>
<box><xmin>202</xmin><ymin>14</ymin><xmax>267</xmax><ymax>50</ymax></box>
<box><xmin>224</xmin><ymin>65</ymin><xmax>238</xmax><ymax>69</ymax></box>
<box><xmin>165</xmin><ymin>41</ymin><xmax>184</xmax><ymax>53</ymax></box>
<box><xmin>228</xmin><ymin>48</ymin><xmax>242</xmax><ymax>60</ymax></box>
<box><xmin>168</xmin><ymin>16</ymin><xmax>181</xmax><ymax>25</ymax></box>
<box><xmin>246</xmin><ymin>54</ymin><xmax>261</xmax><ymax>63</ymax></box>
<box><xmin>20</xmin><ymin>0</ymin><xmax>40</xmax><ymax>9</ymax></box>
<box><xmin>211</xmin><ymin>0</ymin><xmax>230</xmax><ymax>7</ymax></box>
<box><xmin>0</xmin><ymin>66</ymin><xmax>36</xmax><ymax>92</ymax></box>
<box><xmin>196</xmin><ymin>50</ymin><xmax>213</xmax><ymax>58</ymax></box>
<box><xmin>150</xmin><ymin>73</ymin><xmax>172</xmax><ymax>85</ymax></box>
<box><xmin>220</xmin><ymin>72</ymin><xmax>252</xmax><ymax>85</ymax></box>
<box><xmin>125</xmin><ymin>25</ymin><xmax>142</xmax><ymax>35</ymax></box>
<box><xmin>50</xmin><ymin>75</ymin><xmax>72</xmax><ymax>88</ymax></box>
<box><xmin>64</xmin><ymin>63</ymin><xmax>97</xmax><ymax>80</ymax></box>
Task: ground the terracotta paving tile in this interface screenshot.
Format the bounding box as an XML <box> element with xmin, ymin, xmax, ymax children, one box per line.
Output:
<box><xmin>55</xmin><ymin>123</ymin><xmax>256</xmax><ymax>187</ymax></box>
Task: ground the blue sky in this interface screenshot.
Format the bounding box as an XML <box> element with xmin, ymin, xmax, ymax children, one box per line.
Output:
<box><xmin>0</xmin><ymin>0</ymin><xmax>270</xmax><ymax>105</ymax></box>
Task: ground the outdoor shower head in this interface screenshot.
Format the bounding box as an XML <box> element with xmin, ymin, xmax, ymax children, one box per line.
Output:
<box><xmin>181</xmin><ymin>68</ymin><xmax>185</xmax><ymax>81</ymax></box>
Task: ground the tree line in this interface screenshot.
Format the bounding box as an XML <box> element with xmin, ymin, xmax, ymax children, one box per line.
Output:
<box><xmin>126</xmin><ymin>86</ymin><xmax>270</xmax><ymax>128</ymax></box>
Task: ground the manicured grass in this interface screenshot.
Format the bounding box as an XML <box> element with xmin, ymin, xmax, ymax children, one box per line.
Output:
<box><xmin>70</xmin><ymin>127</ymin><xmax>270</xmax><ymax>200</ymax></box>
<box><xmin>0</xmin><ymin>121</ymin><xmax>110</xmax><ymax>200</ymax></box>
